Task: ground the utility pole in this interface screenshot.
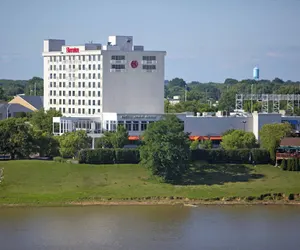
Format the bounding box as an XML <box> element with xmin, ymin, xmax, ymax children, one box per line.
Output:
<box><xmin>34</xmin><ymin>82</ymin><xmax>37</xmax><ymax>96</ymax></box>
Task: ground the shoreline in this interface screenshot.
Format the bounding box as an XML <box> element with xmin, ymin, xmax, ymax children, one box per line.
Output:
<box><xmin>1</xmin><ymin>198</ymin><xmax>300</xmax><ymax>207</ymax></box>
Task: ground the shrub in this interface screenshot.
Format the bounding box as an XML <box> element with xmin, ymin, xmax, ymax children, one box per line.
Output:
<box><xmin>53</xmin><ymin>156</ymin><xmax>67</xmax><ymax>163</ymax></box>
<box><xmin>281</xmin><ymin>159</ymin><xmax>287</xmax><ymax>170</ymax></box>
<box><xmin>78</xmin><ymin>148</ymin><xmax>140</xmax><ymax>164</ymax></box>
<box><xmin>190</xmin><ymin>148</ymin><xmax>270</xmax><ymax>164</ymax></box>
<box><xmin>78</xmin><ymin>148</ymin><xmax>115</xmax><ymax>164</ymax></box>
<box><xmin>115</xmin><ymin>149</ymin><xmax>140</xmax><ymax>164</ymax></box>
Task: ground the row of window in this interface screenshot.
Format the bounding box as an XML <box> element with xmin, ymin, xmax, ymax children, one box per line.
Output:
<box><xmin>49</xmin><ymin>64</ymin><xmax>101</xmax><ymax>71</ymax></box>
<box><xmin>110</xmin><ymin>64</ymin><xmax>156</xmax><ymax>70</ymax></box>
<box><xmin>50</xmin><ymin>107</ymin><xmax>101</xmax><ymax>114</ymax></box>
<box><xmin>49</xmin><ymin>99</ymin><xmax>101</xmax><ymax>106</ymax></box>
<box><xmin>50</xmin><ymin>90</ymin><xmax>101</xmax><ymax>97</ymax></box>
<box><xmin>49</xmin><ymin>55</ymin><xmax>100</xmax><ymax>62</ymax></box>
<box><xmin>49</xmin><ymin>73</ymin><xmax>101</xmax><ymax>80</ymax></box>
<box><xmin>110</xmin><ymin>55</ymin><xmax>156</xmax><ymax>61</ymax></box>
<box><xmin>49</xmin><ymin>82</ymin><xmax>101</xmax><ymax>88</ymax></box>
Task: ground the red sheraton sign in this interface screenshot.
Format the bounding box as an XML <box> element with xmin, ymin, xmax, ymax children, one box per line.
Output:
<box><xmin>66</xmin><ymin>47</ymin><xmax>79</xmax><ymax>53</ymax></box>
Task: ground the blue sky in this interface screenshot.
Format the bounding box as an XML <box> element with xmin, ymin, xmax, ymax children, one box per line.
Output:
<box><xmin>0</xmin><ymin>0</ymin><xmax>300</xmax><ymax>82</ymax></box>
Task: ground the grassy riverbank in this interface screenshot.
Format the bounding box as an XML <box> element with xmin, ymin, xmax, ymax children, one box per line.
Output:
<box><xmin>1</xmin><ymin>160</ymin><xmax>300</xmax><ymax>206</ymax></box>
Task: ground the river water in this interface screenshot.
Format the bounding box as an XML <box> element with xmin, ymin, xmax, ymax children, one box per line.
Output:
<box><xmin>0</xmin><ymin>205</ymin><xmax>299</xmax><ymax>250</ymax></box>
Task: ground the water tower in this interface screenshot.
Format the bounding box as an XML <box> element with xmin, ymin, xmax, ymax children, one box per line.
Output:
<box><xmin>253</xmin><ymin>66</ymin><xmax>259</xmax><ymax>80</ymax></box>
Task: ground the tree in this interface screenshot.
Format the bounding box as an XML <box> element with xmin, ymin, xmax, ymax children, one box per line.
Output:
<box><xmin>58</xmin><ymin>130</ymin><xmax>90</xmax><ymax>158</ymax></box>
<box><xmin>199</xmin><ymin>139</ymin><xmax>213</xmax><ymax>149</ymax></box>
<box><xmin>140</xmin><ymin>115</ymin><xmax>190</xmax><ymax>183</ymax></box>
<box><xmin>25</xmin><ymin>77</ymin><xmax>44</xmax><ymax>96</ymax></box>
<box><xmin>259</xmin><ymin>123</ymin><xmax>292</xmax><ymax>161</ymax></box>
<box><xmin>0</xmin><ymin>87</ymin><xmax>4</xmax><ymax>100</ymax></box>
<box><xmin>0</xmin><ymin>118</ymin><xmax>35</xmax><ymax>159</ymax></box>
<box><xmin>109</xmin><ymin>125</ymin><xmax>129</xmax><ymax>148</ymax></box>
<box><xmin>30</xmin><ymin>108</ymin><xmax>62</xmax><ymax>134</ymax></box>
<box><xmin>33</xmin><ymin>130</ymin><xmax>59</xmax><ymax>157</ymax></box>
<box><xmin>221</xmin><ymin>130</ymin><xmax>257</xmax><ymax>150</ymax></box>
<box><xmin>190</xmin><ymin>140</ymin><xmax>199</xmax><ymax>150</ymax></box>
<box><xmin>95</xmin><ymin>136</ymin><xmax>113</xmax><ymax>148</ymax></box>
<box><xmin>218</xmin><ymin>91</ymin><xmax>236</xmax><ymax>112</ymax></box>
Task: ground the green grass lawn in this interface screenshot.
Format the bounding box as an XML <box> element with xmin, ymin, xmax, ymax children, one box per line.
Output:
<box><xmin>0</xmin><ymin>160</ymin><xmax>300</xmax><ymax>205</ymax></box>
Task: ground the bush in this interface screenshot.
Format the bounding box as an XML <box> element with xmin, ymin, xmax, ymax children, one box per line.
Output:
<box><xmin>78</xmin><ymin>148</ymin><xmax>115</xmax><ymax>164</ymax></box>
<box><xmin>281</xmin><ymin>159</ymin><xmax>287</xmax><ymax>170</ymax></box>
<box><xmin>78</xmin><ymin>148</ymin><xmax>140</xmax><ymax>164</ymax></box>
<box><xmin>53</xmin><ymin>156</ymin><xmax>67</xmax><ymax>163</ymax></box>
<box><xmin>190</xmin><ymin>148</ymin><xmax>270</xmax><ymax>164</ymax></box>
<box><xmin>115</xmin><ymin>149</ymin><xmax>140</xmax><ymax>164</ymax></box>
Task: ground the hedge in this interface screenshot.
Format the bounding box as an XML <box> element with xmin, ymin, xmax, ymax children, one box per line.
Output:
<box><xmin>280</xmin><ymin>158</ymin><xmax>300</xmax><ymax>171</ymax></box>
<box><xmin>191</xmin><ymin>148</ymin><xmax>270</xmax><ymax>164</ymax></box>
<box><xmin>78</xmin><ymin>148</ymin><xmax>140</xmax><ymax>164</ymax></box>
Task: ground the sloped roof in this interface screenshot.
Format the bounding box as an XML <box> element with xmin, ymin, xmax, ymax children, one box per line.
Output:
<box><xmin>20</xmin><ymin>96</ymin><xmax>44</xmax><ymax>110</ymax></box>
<box><xmin>280</xmin><ymin>137</ymin><xmax>300</xmax><ymax>147</ymax></box>
<box><xmin>0</xmin><ymin>103</ymin><xmax>33</xmax><ymax>113</ymax></box>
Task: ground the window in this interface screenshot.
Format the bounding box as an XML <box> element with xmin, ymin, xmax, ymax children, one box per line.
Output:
<box><xmin>82</xmin><ymin>100</ymin><xmax>85</xmax><ymax>105</ymax></box>
<box><xmin>111</xmin><ymin>64</ymin><xmax>125</xmax><ymax>69</ymax></box>
<box><xmin>82</xmin><ymin>73</ymin><xmax>85</xmax><ymax>79</ymax></box>
<box><xmin>88</xmin><ymin>65</ymin><xmax>91</xmax><ymax>70</ymax></box>
<box><xmin>118</xmin><ymin>121</ymin><xmax>124</xmax><ymax>127</ymax></box>
<box><xmin>50</xmin><ymin>99</ymin><xmax>52</xmax><ymax>104</ymax></box>
<box><xmin>78</xmin><ymin>108</ymin><xmax>81</xmax><ymax>114</ymax></box>
<box><xmin>98</xmin><ymin>64</ymin><xmax>101</xmax><ymax>70</ymax></box>
<box><xmin>78</xmin><ymin>82</ymin><xmax>81</xmax><ymax>88</ymax></box>
<box><xmin>88</xmin><ymin>109</ymin><xmax>91</xmax><ymax>114</ymax></box>
<box><xmin>88</xmin><ymin>100</ymin><xmax>91</xmax><ymax>105</ymax></box>
<box><xmin>72</xmin><ymin>108</ymin><xmax>75</xmax><ymax>113</ymax></box>
<box><xmin>73</xmin><ymin>65</ymin><xmax>75</xmax><ymax>69</ymax></box>
<box><xmin>98</xmin><ymin>109</ymin><xmax>101</xmax><ymax>113</ymax></box>
<box><xmin>93</xmin><ymin>55</ymin><xmax>96</xmax><ymax>61</ymax></box>
<box><xmin>92</xmin><ymin>91</ymin><xmax>95</xmax><ymax>97</ymax></box>
<box><xmin>63</xmin><ymin>65</ymin><xmax>66</xmax><ymax>70</ymax></box>
<box><xmin>73</xmin><ymin>82</ymin><xmax>75</xmax><ymax>88</ymax></box>
<box><xmin>59</xmin><ymin>82</ymin><xmax>62</xmax><ymax>88</ymax></box>
<box><xmin>54</xmin><ymin>82</ymin><xmax>57</xmax><ymax>87</ymax></box>
<box><xmin>88</xmin><ymin>82</ymin><xmax>91</xmax><ymax>88</ymax></box>
<box><xmin>93</xmin><ymin>109</ymin><xmax>95</xmax><ymax>114</ymax></box>
<box><xmin>53</xmin><ymin>56</ymin><xmax>56</xmax><ymax>62</ymax></box>
<box><xmin>69</xmin><ymin>91</ymin><xmax>71</xmax><ymax>96</ymax></box>
<box><xmin>53</xmin><ymin>99</ymin><xmax>56</xmax><ymax>104</ymax></box>
<box><xmin>78</xmin><ymin>91</ymin><xmax>81</xmax><ymax>96</ymax></box>
<box><xmin>63</xmin><ymin>108</ymin><xmax>65</xmax><ymax>113</ymax></box>
<box><xmin>98</xmin><ymin>73</ymin><xmax>100</xmax><ymax>79</ymax></box>
<box><xmin>50</xmin><ymin>82</ymin><xmax>53</xmax><ymax>87</ymax></box>
<box><xmin>53</xmin><ymin>74</ymin><xmax>56</xmax><ymax>79</ymax></box>
<box><xmin>88</xmin><ymin>55</ymin><xmax>91</xmax><ymax>61</ymax></box>
<box><xmin>89</xmin><ymin>73</ymin><xmax>91</xmax><ymax>79</ymax></box>
<box><xmin>125</xmin><ymin>121</ymin><xmax>132</xmax><ymax>131</ymax></box>
<box><xmin>88</xmin><ymin>91</ymin><xmax>91</xmax><ymax>97</ymax></box>
<box><xmin>59</xmin><ymin>108</ymin><xmax>61</xmax><ymax>112</ymax></box>
<box><xmin>97</xmin><ymin>100</ymin><xmax>101</xmax><ymax>105</ymax></box>
<box><xmin>82</xmin><ymin>109</ymin><xmax>85</xmax><ymax>114</ymax></box>
<box><xmin>50</xmin><ymin>57</ymin><xmax>52</xmax><ymax>62</ymax></box>
<box><xmin>53</xmin><ymin>90</ymin><xmax>56</xmax><ymax>96</ymax></box>
<box><xmin>63</xmin><ymin>91</ymin><xmax>65</xmax><ymax>96</ymax></box>
<box><xmin>82</xmin><ymin>56</ymin><xmax>85</xmax><ymax>61</ymax></box>
<box><xmin>93</xmin><ymin>64</ymin><xmax>96</xmax><ymax>70</ymax></box>
<box><xmin>79</xmin><ymin>65</ymin><xmax>81</xmax><ymax>70</ymax></box>
<box><xmin>72</xmin><ymin>100</ymin><xmax>75</xmax><ymax>105</ymax></box>
<box><xmin>50</xmin><ymin>73</ymin><xmax>52</xmax><ymax>79</ymax></box>
<box><xmin>111</xmin><ymin>121</ymin><xmax>117</xmax><ymax>131</ymax></box>
<box><xmin>50</xmin><ymin>90</ymin><xmax>52</xmax><ymax>96</ymax></box>
<box><xmin>111</xmin><ymin>55</ymin><xmax>125</xmax><ymax>60</ymax></box>
<box><xmin>63</xmin><ymin>73</ymin><xmax>65</xmax><ymax>79</ymax></box>
<box><xmin>141</xmin><ymin>121</ymin><xmax>147</xmax><ymax>131</ymax></box>
<box><xmin>93</xmin><ymin>82</ymin><xmax>95</xmax><ymax>88</ymax></box>
<box><xmin>82</xmin><ymin>91</ymin><xmax>85</xmax><ymax>96</ymax></box>
<box><xmin>69</xmin><ymin>82</ymin><xmax>71</xmax><ymax>87</ymax></box>
<box><xmin>59</xmin><ymin>65</ymin><xmax>62</xmax><ymax>70</ymax></box>
<box><xmin>69</xmin><ymin>99</ymin><xmax>71</xmax><ymax>105</ymax></box>
<box><xmin>72</xmin><ymin>91</ymin><xmax>75</xmax><ymax>96</ymax></box>
<box><xmin>98</xmin><ymin>91</ymin><xmax>101</xmax><ymax>97</ymax></box>
<box><xmin>68</xmin><ymin>108</ymin><xmax>71</xmax><ymax>113</ymax></box>
<box><xmin>59</xmin><ymin>73</ymin><xmax>62</xmax><ymax>79</ymax></box>
<box><xmin>69</xmin><ymin>65</ymin><xmax>71</xmax><ymax>70</ymax></box>
<box><xmin>63</xmin><ymin>56</ymin><xmax>65</xmax><ymax>60</ymax></box>
<box><xmin>133</xmin><ymin>121</ymin><xmax>139</xmax><ymax>131</ymax></box>
<box><xmin>59</xmin><ymin>91</ymin><xmax>62</xmax><ymax>96</ymax></box>
<box><xmin>82</xmin><ymin>82</ymin><xmax>85</xmax><ymax>88</ymax></box>
<box><xmin>50</xmin><ymin>65</ymin><xmax>52</xmax><ymax>70</ymax></box>
<box><xmin>142</xmin><ymin>56</ymin><xmax>156</xmax><ymax>61</ymax></box>
<box><xmin>83</xmin><ymin>65</ymin><xmax>85</xmax><ymax>70</ymax></box>
<box><xmin>93</xmin><ymin>73</ymin><xmax>95</xmax><ymax>79</ymax></box>
<box><xmin>63</xmin><ymin>99</ymin><xmax>65</xmax><ymax>104</ymax></box>
<box><xmin>78</xmin><ymin>73</ymin><xmax>81</xmax><ymax>79</ymax></box>
<box><xmin>143</xmin><ymin>65</ymin><xmax>156</xmax><ymax>70</ymax></box>
<box><xmin>92</xmin><ymin>100</ymin><xmax>95</xmax><ymax>105</ymax></box>
<box><xmin>59</xmin><ymin>99</ymin><xmax>62</xmax><ymax>105</ymax></box>
<box><xmin>98</xmin><ymin>82</ymin><xmax>101</xmax><ymax>88</ymax></box>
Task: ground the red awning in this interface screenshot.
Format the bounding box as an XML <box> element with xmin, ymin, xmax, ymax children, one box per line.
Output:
<box><xmin>189</xmin><ymin>135</ymin><xmax>222</xmax><ymax>141</ymax></box>
<box><xmin>210</xmin><ymin>136</ymin><xmax>222</xmax><ymax>141</ymax></box>
<box><xmin>189</xmin><ymin>136</ymin><xmax>200</xmax><ymax>141</ymax></box>
<box><xmin>128</xmin><ymin>136</ymin><xmax>140</xmax><ymax>141</ymax></box>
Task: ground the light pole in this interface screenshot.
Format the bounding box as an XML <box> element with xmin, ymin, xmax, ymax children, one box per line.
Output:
<box><xmin>6</xmin><ymin>103</ymin><xmax>11</xmax><ymax>119</ymax></box>
<box><xmin>242</xmin><ymin>120</ymin><xmax>247</xmax><ymax>132</ymax></box>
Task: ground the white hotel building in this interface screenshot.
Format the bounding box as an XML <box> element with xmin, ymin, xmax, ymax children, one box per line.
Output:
<box><xmin>43</xmin><ymin>35</ymin><xmax>300</xmax><ymax>146</ymax></box>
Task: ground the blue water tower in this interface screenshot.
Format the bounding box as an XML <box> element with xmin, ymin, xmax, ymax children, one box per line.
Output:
<box><xmin>253</xmin><ymin>67</ymin><xmax>259</xmax><ymax>80</ymax></box>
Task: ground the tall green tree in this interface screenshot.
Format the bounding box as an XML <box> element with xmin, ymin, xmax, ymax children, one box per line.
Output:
<box><xmin>140</xmin><ymin>115</ymin><xmax>190</xmax><ymax>183</ymax></box>
<box><xmin>0</xmin><ymin>118</ymin><xmax>35</xmax><ymax>159</ymax></box>
<box><xmin>33</xmin><ymin>130</ymin><xmax>59</xmax><ymax>157</ymax></box>
<box><xmin>259</xmin><ymin>123</ymin><xmax>292</xmax><ymax>161</ymax></box>
<box><xmin>30</xmin><ymin>108</ymin><xmax>62</xmax><ymax>134</ymax></box>
<box><xmin>221</xmin><ymin>130</ymin><xmax>257</xmax><ymax>150</ymax></box>
<box><xmin>58</xmin><ymin>130</ymin><xmax>90</xmax><ymax>158</ymax></box>
<box><xmin>109</xmin><ymin>125</ymin><xmax>129</xmax><ymax>148</ymax></box>
<box><xmin>25</xmin><ymin>77</ymin><xmax>44</xmax><ymax>96</ymax></box>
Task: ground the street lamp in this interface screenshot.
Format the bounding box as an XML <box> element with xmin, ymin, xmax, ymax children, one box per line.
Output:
<box><xmin>6</xmin><ymin>103</ymin><xmax>11</xmax><ymax>119</ymax></box>
<box><xmin>242</xmin><ymin>120</ymin><xmax>247</xmax><ymax>131</ymax></box>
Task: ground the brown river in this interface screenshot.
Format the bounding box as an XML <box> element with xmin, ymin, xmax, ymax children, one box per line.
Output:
<box><xmin>0</xmin><ymin>205</ymin><xmax>299</xmax><ymax>250</ymax></box>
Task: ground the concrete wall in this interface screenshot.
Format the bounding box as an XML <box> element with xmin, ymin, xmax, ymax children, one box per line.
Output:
<box><xmin>101</xmin><ymin>50</ymin><xmax>165</xmax><ymax>114</ymax></box>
